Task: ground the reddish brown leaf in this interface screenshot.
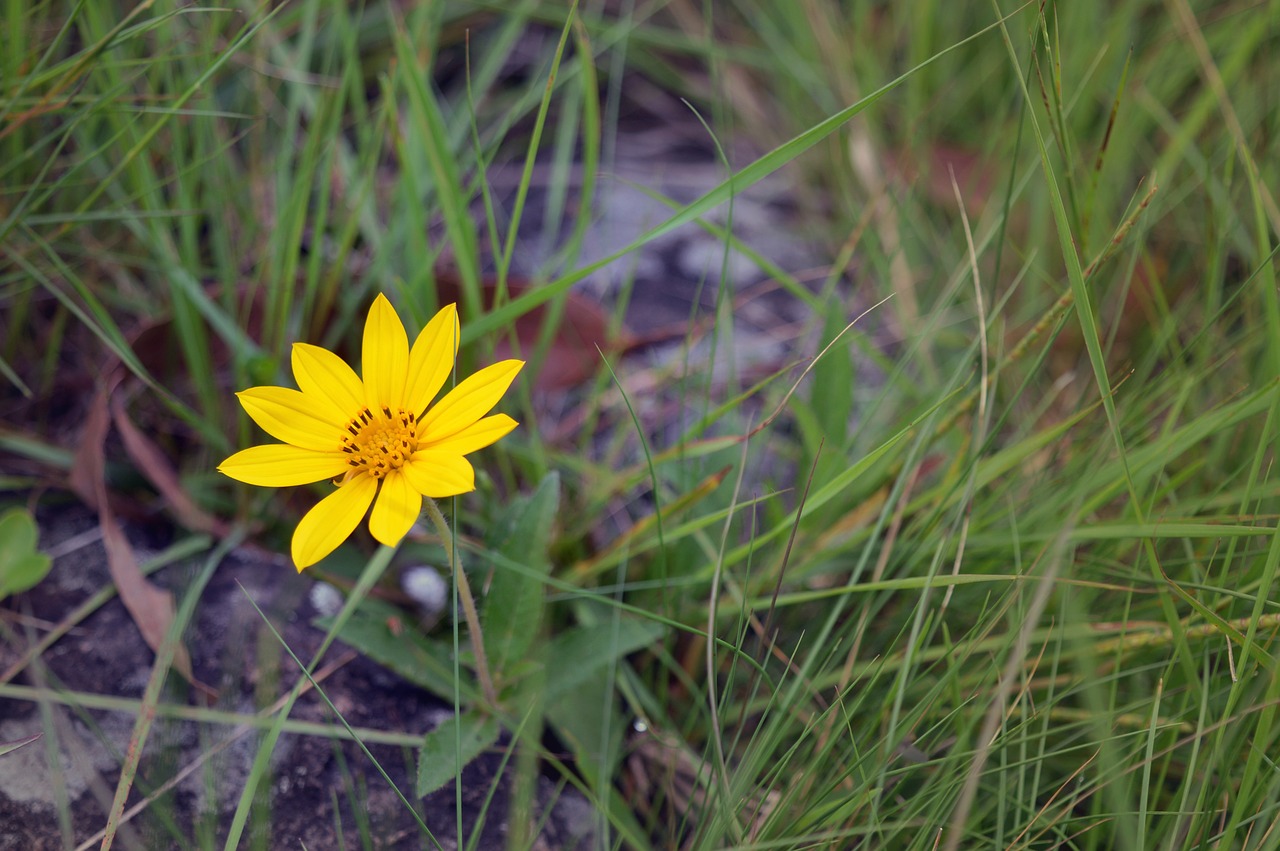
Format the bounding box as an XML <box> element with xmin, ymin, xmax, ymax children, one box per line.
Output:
<box><xmin>437</xmin><ymin>275</ymin><xmax>626</xmax><ymax>392</ymax></box>
<box><xmin>890</xmin><ymin>143</ymin><xmax>996</xmax><ymax>213</ymax></box>
<box><xmin>73</xmin><ymin>388</ymin><xmax>208</xmax><ymax>695</ymax></box>
<box><xmin>111</xmin><ymin>396</ymin><xmax>227</xmax><ymax>537</ymax></box>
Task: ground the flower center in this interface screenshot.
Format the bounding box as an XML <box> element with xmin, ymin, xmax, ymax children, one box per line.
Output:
<box><xmin>341</xmin><ymin>406</ymin><xmax>418</xmax><ymax>479</ymax></box>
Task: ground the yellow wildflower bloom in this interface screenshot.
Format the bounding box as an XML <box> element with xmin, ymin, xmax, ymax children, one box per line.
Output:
<box><xmin>219</xmin><ymin>294</ymin><xmax>522</xmax><ymax>570</ymax></box>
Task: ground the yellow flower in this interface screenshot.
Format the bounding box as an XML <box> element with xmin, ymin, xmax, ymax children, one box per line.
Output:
<box><xmin>219</xmin><ymin>294</ymin><xmax>523</xmax><ymax>570</ymax></box>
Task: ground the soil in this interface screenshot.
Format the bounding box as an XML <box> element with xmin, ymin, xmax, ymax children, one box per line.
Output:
<box><xmin>0</xmin><ymin>503</ymin><xmax>596</xmax><ymax>850</ymax></box>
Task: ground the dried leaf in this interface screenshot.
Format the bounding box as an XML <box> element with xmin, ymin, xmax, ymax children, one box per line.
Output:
<box><xmin>74</xmin><ymin>389</ymin><xmax>207</xmax><ymax>694</ymax></box>
<box><xmin>437</xmin><ymin>275</ymin><xmax>624</xmax><ymax>392</ymax></box>
<box><xmin>111</xmin><ymin>396</ymin><xmax>226</xmax><ymax>536</ymax></box>
<box><xmin>890</xmin><ymin>143</ymin><xmax>995</xmax><ymax>213</ymax></box>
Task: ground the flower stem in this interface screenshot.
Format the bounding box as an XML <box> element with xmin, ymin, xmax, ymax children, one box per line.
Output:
<box><xmin>422</xmin><ymin>496</ymin><xmax>498</xmax><ymax>709</ymax></box>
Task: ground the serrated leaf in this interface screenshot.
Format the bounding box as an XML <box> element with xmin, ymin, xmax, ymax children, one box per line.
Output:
<box><xmin>0</xmin><ymin>507</ymin><xmax>52</xmax><ymax>599</ymax></box>
<box><xmin>416</xmin><ymin>712</ymin><xmax>501</xmax><ymax>798</ymax></box>
<box><xmin>483</xmin><ymin>472</ymin><xmax>560</xmax><ymax>677</ymax></box>
<box><xmin>545</xmin><ymin>619</ymin><xmax>664</xmax><ymax>701</ymax></box>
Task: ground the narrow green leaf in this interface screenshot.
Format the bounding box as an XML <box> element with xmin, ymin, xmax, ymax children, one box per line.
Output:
<box><xmin>707</xmin><ymin>389</ymin><xmax>960</xmax><ymax>577</ymax></box>
<box><xmin>392</xmin><ymin>24</ymin><xmax>482</xmax><ymax>313</ymax></box>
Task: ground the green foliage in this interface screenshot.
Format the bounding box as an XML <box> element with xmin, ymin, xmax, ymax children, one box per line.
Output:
<box><xmin>0</xmin><ymin>507</ymin><xmax>51</xmax><ymax>600</ymax></box>
<box><xmin>543</xmin><ymin>620</ymin><xmax>664</xmax><ymax>702</ymax></box>
<box><xmin>482</xmin><ymin>472</ymin><xmax>560</xmax><ymax>681</ymax></box>
<box><xmin>416</xmin><ymin>713</ymin><xmax>502</xmax><ymax>798</ymax></box>
<box><xmin>328</xmin><ymin>602</ymin><xmax>476</xmax><ymax>705</ymax></box>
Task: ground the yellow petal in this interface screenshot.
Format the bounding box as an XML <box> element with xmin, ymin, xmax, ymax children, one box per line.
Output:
<box><xmin>362</xmin><ymin>293</ymin><xmax>409</xmax><ymax>413</ymax></box>
<box><xmin>291</xmin><ymin>473</ymin><xmax>378</xmax><ymax>570</ymax></box>
<box><xmin>421</xmin><ymin>414</ymin><xmax>518</xmax><ymax>456</ymax></box>
<box><xmin>292</xmin><ymin>343</ymin><xmax>364</xmax><ymax>422</ymax></box>
<box><xmin>401</xmin><ymin>450</ymin><xmax>475</xmax><ymax>498</ymax></box>
<box><xmin>218</xmin><ymin>444</ymin><xmax>351</xmax><ymax>487</ymax></box>
<box><xmin>404</xmin><ymin>303</ymin><xmax>460</xmax><ymax>419</ymax></box>
<box><xmin>238</xmin><ymin>387</ymin><xmax>343</xmax><ymax>452</ymax></box>
<box><xmin>418</xmin><ymin>360</ymin><xmax>523</xmax><ymax>442</ymax></box>
<box><xmin>367</xmin><ymin>470</ymin><xmax>422</xmax><ymax>547</ymax></box>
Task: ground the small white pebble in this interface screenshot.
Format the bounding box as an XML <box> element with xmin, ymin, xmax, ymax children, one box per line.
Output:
<box><xmin>309</xmin><ymin>582</ymin><xmax>343</xmax><ymax>617</ymax></box>
<box><xmin>401</xmin><ymin>565</ymin><xmax>448</xmax><ymax>615</ymax></box>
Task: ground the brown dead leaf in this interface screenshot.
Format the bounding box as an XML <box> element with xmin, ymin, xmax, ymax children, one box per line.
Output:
<box><xmin>437</xmin><ymin>274</ymin><xmax>626</xmax><ymax>392</ymax></box>
<box><xmin>72</xmin><ymin>387</ymin><xmax>210</xmax><ymax>697</ymax></box>
<box><xmin>890</xmin><ymin>142</ymin><xmax>996</xmax><ymax>214</ymax></box>
<box><xmin>111</xmin><ymin>395</ymin><xmax>227</xmax><ymax>537</ymax></box>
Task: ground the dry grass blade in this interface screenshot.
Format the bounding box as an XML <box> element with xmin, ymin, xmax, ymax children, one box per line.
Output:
<box><xmin>0</xmin><ymin>731</ymin><xmax>42</xmax><ymax>757</ymax></box>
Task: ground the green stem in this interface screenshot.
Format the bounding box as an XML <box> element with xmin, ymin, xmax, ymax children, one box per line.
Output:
<box><xmin>422</xmin><ymin>496</ymin><xmax>499</xmax><ymax>709</ymax></box>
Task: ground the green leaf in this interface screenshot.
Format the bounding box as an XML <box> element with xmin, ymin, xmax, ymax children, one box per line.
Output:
<box><xmin>392</xmin><ymin>24</ymin><xmax>482</xmax><ymax>312</ymax></box>
<box><xmin>483</xmin><ymin>472</ymin><xmax>560</xmax><ymax>678</ymax></box>
<box><xmin>547</xmin><ymin>668</ymin><xmax>625</xmax><ymax>796</ymax></box>
<box><xmin>0</xmin><ymin>507</ymin><xmax>52</xmax><ymax>600</ymax></box>
<box><xmin>813</xmin><ymin>306</ymin><xmax>855</xmax><ymax>454</ymax></box>
<box><xmin>541</xmin><ymin>619</ymin><xmax>660</xmax><ymax>841</ymax></box>
<box><xmin>319</xmin><ymin>603</ymin><xmax>477</xmax><ymax>705</ymax></box>
<box><xmin>545</xmin><ymin>620</ymin><xmax>664</xmax><ymax>702</ymax></box>
<box><xmin>416</xmin><ymin>712</ymin><xmax>501</xmax><ymax>798</ymax></box>
<box><xmin>788</xmin><ymin>396</ymin><xmax>825</xmax><ymax>469</ymax></box>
